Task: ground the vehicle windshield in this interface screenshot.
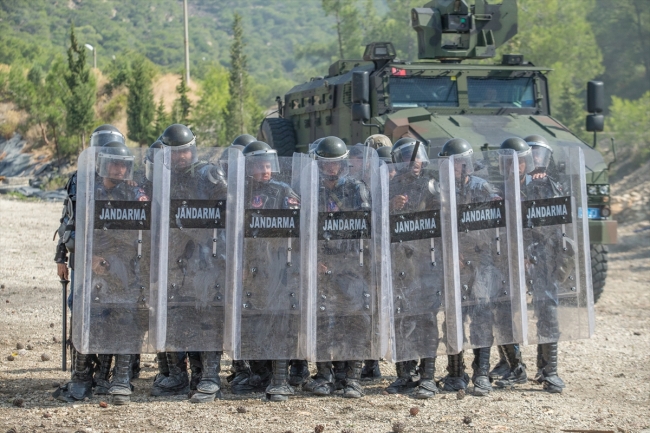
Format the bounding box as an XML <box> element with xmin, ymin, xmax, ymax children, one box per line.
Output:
<box><xmin>467</xmin><ymin>77</ymin><xmax>535</xmax><ymax>108</ymax></box>
<box><xmin>389</xmin><ymin>76</ymin><xmax>458</xmax><ymax>108</ymax></box>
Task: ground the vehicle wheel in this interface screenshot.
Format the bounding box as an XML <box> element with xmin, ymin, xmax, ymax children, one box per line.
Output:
<box><xmin>590</xmin><ymin>244</ymin><xmax>608</xmax><ymax>303</ymax></box>
<box><xmin>258</xmin><ymin>118</ymin><xmax>297</xmax><ymax>157</ymax></box>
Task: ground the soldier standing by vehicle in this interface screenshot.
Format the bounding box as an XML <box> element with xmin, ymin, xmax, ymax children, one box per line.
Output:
<box><xmin>495</xmin><ymin>135</ymin><xmax>567</xmax><ymax>393</ymax></box>
<box><xmin>53</xmin><ymin>125</ymin><xmax>127</xmax><ymax>402</ymax></box>
<box><xmin>384</xmin><ymin>138</ymin><xmax>444</xmax><ymax>399</ymax></box>
<box><xmin>437</xmin><ymin>138</ymin><xmax>507</xmax><ymax>396</ymax></box>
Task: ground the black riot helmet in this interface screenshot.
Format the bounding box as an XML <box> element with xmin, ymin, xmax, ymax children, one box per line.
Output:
<box><xmin>145</xmin><ymin>139</ymin><xmax>163</xmax><ymax>181</ymax></box>
<box><xmin>439</xmin><ymin>138</ymin><xmax>475</xmax><ymax>177</ymax></box>
<box><xmin>243</xmin><ymin>140</ymin><xmax>280</xmax><ymax>181</ymax></box>
<box><xmin>376</xmin><ymin>146</ymin><xmax>393</xmax><ymax>164</ymax></box>
<box><xmin>89</xmin><ymin>124</ymin><xmax>125</xmax><ymax>148</ymax></box>
<box><xmin>160</xmin><ymin>124</ymin><xmax>197</xmax><ymax>167</ymax></box>
<box><xmin>499</xmin><ymin>137</ymin><xmax>534</xmax><ymax>176</ymax></box>
<box><xmin>231</xmin><ymin>134</ymin><xmax>257</xmax><ymax>147</ymax></box>
<box><xmin>97</xmin><ymin>141</ymin><xmax>134</xmax><ymax>181</ymax></box>
<box><xmin>391</xmin><ymin>137</ymin><xmax>429</xmax><ymax>166</ymax></box>
<box><xmin>313</xmin><ymin>136</ymin><xmax>349</xmax><ymax>180</ymax></box>
<box><xmin>524</xmin><ymin>134</ymin><xmax>553</xmax><ymax>170</ymax></box>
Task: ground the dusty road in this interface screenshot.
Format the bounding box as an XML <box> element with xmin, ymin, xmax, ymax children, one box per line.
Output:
<box><xmin>0</xmin><ymin>197</ymin><xmax>648</xmax><ymax>433</ymax></box>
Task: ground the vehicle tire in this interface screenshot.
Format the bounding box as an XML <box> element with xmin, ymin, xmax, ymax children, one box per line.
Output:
<box><xmin>258</xmin><ymin>118</ymin><xmax>297</xmax><ymax>157</ymax></box>
<box><xmin>590</xmin><ymin>244</ymin><xmax>608</xmax><ymax>303</ymax></box>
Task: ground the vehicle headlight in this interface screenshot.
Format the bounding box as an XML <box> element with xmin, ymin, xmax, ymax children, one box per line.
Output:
<box><xmin>599</xmin><ymin>185</ymin><xmax>610</xmax><ymax>195</ymax></box>
<box><xmin>588</xmin><ymin>185</ymin><xmax>598</xmax><ymax>195</ymax></box>
<box><xmin>601</xmin><ymin>206</ymin><xmax>611</xmax><ymax>217</ymax></box>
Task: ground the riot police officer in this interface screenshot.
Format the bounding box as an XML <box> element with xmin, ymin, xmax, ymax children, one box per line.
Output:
<box><xmin>53</xmin><ymin>124</ymin><xmax>126</xmax><ymax>402</ymax></box>
<box><xmin>495</xmin><ymin>135</ymin><xmax>566</xmax><ymax>393</ymax></box>
<box><xmin>157</xmin><ymin>123</ymin><xmax>229</xmax><ymax>403</ymax></box>
<box><xmin>437</xmin><ymin>138</ymin><xmax>503</xmax><ymax>396</ymax></box>
<box><xmin>384</xmin><ymin>137</ymin><xmax>442</xmax><ymax>399</ymax></box>
<box><xmin>303</xmin><ymin>136</ymin><xmax>373</xmax><ymax>399</ymax></box>
<box><xmin>89</xmin><ymin>141</ymin><xmax>149</xmax><ymax>405</ymax></box>
<box><xmin>142</xmin><ymin>137</ymin><xmax>193</xmax><ymax>398</ymax></box>
<box><xmin>237</xmin><ymin>140</ymin><xmax>301</xmax><ymax>401</ymax></box>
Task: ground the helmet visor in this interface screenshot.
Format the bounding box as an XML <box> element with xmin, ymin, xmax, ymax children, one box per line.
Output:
<box><xmin>450</xmin><ymin>154</ymin><xmax>475</xmax><ymax>179</ymax></box>
<box><xmin>166</xmin><ymin>144</ymin><xmax>198</xmax><ymax>170</ymax></box>
<box><xmin>97</xmin><ymin>152</ymin><xmax>134</xmax><ymax>181</ymax></box>
<box><xmin>531</xmin><ymin>146</ymin><xmax>552</xmax><ymax>170</ymax></box>
<box><xmin>498</xmin><ymin>148</ymin><xmax>534</xmax><ymax>177</ymax></box>
<box><xmin>90</xmin><ymin>130</ymin><xmax>125</xmax><ymax>148</ymax></box>
<box><xmin>317</xmin><ymin>158</ymin><xmax>349</xmax><ymax>181</ymax></box>
<box><xmin>392</xmin><ymin>142</ymin><xmax>429</xmax><ymax>165</ymax></box>
<box><xmin>245</xmin><ymin>151</ymin><xmax>280</xmax><ymax>182</ymax></box>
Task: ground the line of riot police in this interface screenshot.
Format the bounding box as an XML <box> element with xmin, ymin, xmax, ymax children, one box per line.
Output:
<box><xmin>54</xmin><ymin>124</ymin><xmax>594</xmax><ymax>405</ymax></box>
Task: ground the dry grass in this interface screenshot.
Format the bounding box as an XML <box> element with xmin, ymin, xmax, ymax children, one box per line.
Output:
<box><xmin>0</xmin><ymin>110</ymin><xmax>22</xmax><ymax>139</ymax></box>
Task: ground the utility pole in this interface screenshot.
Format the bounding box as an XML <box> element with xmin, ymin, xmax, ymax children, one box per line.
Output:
<box><xmin>183</xmin><ymin>0</ymin><xmax>190</xmax><ymax>86</ymax></box>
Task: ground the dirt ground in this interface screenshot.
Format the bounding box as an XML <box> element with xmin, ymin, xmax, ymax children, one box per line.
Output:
<box><xmin>0</xmin><ymin>197</ymin><xmax>648</xmax><ymax>433</ymax></box>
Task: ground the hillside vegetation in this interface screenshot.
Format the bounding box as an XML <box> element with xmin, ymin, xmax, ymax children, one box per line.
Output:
<box><xmin>0</xmin><ymin>0</ymin><xmax>648</xmax><ymax>176</ymax></box>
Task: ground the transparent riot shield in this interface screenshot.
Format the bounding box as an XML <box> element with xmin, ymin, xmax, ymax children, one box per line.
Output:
<box><xmin>150</xmin><ymin>146</ymin><xmax>230</xmax><ymax>352</ymax></box>
<box><xmin>438</xmin><ymin>149</ymin><xmax>525</xmax><ymax>351</ymax></box>
<box><xmin>385</xmin><ymin>160</ymin><xmax>459</xmax><ymax>361</ymax></box>
<box><xmin>520</xmin><ymin>145</ymin><xmax>594</xmax><ymax>345</ymax></box>
<box><xmin>304</xmin><ymin>151</ymin><xmax>385</xmax><ymax>362</ymax></box>
<box><xmin>226</xmin><ymin>154</ymin><xmax>304</xmax><ymax>360</ymax></box>
<box><xmin>73</xmin><ymin>146</ymin><xmax>153</xmax><ymax>354</ymax></box>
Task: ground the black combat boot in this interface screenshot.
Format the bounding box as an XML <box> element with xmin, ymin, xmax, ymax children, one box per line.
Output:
<box><xmin>414</xmin><ymin>357</ymin><xmax>439</xmax><ymax>399</ymax></box>
<box><xmin>489</xmin><ymin>346</ymin><xmax>510</xmax><ymax>380</ymax></box>
<box><xmin>109</xmin><ymin>354</ymin><xmax>134</xmax><ymax>405</ymax></box>
<box><xmin>440</xmin><ymin>352</ymin><xmax>469</xmax><ymax>392</ymax></box>
<box><xmin>229</xmin><ymin>360</ymin><xmax>271</xmax><ymax>394</ymax></box>
<box><xmin>342</xmin><ymin>361</ymin><xmax>365</xmax><ymax>399</ymax></box>
<box><xmin>152</xmin><ymin>352</ymin><xmax>189</xmax><ymax>396</ymax></box>
<box><xmin>150</xmin><ymin>352</ymin><xmax>169</xmax><ymax>396</ymax></box>
<box><xmin>288</xmin><ymin>360</ymin><xmax>310</xmax><ymax>387</ymax></box>
<box><xmin>188</xmin><ymin>352</ymin><xmax>202</xmax><ymax>391</ymax></box>
<box><xmin>333</xmin><ymin>361</ymin><xmax>347</xmax><ymax>390</ymax></box>
<box><xmin>360</xmin><ymin>359</ymin><xmax>381</xmax><ymax>380</ymax></box>
<box><xmin>131</xmin><ymin>354</ymin><xmax>141</xmax><ymax>379</ymax></box>
<box><xmin>495</xmin><ymin>344</ymin><xmax>527</xmax><ymax>388</ymax></box>
<box><xmin>534</xmin><ymin>344</ymin><xmax>545</xmax><ymax>383</ymax></box>
<box><xmin>471</xmin><ymin>347</ymin><xmax>492</xmax><ymax>396</ymax></box>
<box><xmin>190</xmin><ymin>351</ymin><xmax>222</xmax><ymax>403</ymax></box>
<box><xmin>266</xmin><ymin>360</ymin><xmax>295</xmax><ymax>402</ymax></box>
<box><xmin>94</xmin><ymin>354</ymin><xmax>113</xmax><ymax>395</ymax></box>
<box><xmin>385</xmin><ymin>360</ymin><xmax>418</xmax><ymax>394</ymax></box>
<box><xmin>53</xmin><ymin>350</ymin><xmax>94</xmax><ymax>402</ymax></box>
<box><xmin>536</xmin><ymin>343</ymin><xmax>565</xmax><ymax>393</ymax></box>
<box><xmin>304</xmin><ymin>362</ymin><xmax>334</xmax><ymax>396</ymax></box>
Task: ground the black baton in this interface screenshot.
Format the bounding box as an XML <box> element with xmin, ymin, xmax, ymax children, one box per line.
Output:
<box><xmin>60</xmin><ymin>278</ymin><xmax>69</xmax><ymax>371</ymax></box>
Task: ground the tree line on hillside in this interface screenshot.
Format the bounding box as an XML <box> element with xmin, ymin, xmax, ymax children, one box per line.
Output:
<box><xmin>0</xmin><ymin>13</ymin><xmax>262</xmax><ymax>156</ymax></box>
<box><xmin>0</xmin><ymin>0</ymin><xmax>648</xmax><ymax>172</ymax></box>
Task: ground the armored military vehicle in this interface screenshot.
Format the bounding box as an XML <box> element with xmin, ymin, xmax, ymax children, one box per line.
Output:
<box><xmin>258</xmin><ymin>0</ymin><xmax>616</xmax><ymax>302</ymax></box>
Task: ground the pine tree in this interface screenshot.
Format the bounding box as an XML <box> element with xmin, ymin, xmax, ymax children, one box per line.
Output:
<box><xmin>153</xmin><ymin>98</ymin><xmax>170</xmax><ymax>138</ymax></box>
<box><xmin>64</xmin><ymin>24</ymin><xmax>96</xmax><ymax>150</ymax></box>
<box><xmin>224</xmin><ymin>13</ymin><xmax>248</xmax><ymax>140</ymax></box>
<box><xmin>126</xmin><ymin>56</ymin><xmax>156</xmax><ymax>145</ymax></box>
<box><xmin>172</xmin><ymin>75</ymin><xmax>191</xmax><ymax>125</ymax></box>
